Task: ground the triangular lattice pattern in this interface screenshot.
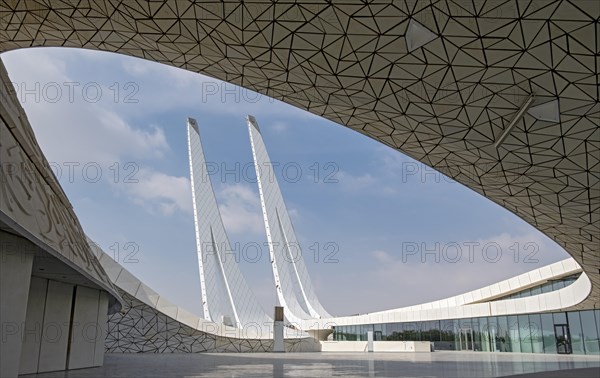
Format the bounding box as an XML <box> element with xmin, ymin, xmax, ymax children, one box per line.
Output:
<box><xmin>0</xmin><ymin>1</ymin><xmax>597</xmax><ymax>308</ymax></box>
<box><xmin>106</xmin><ymin>290</ymin><xmax>315</xmax><ymax>353</ymax></box>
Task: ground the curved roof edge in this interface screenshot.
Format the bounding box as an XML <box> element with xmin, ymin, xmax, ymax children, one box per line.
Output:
<box><xmin>0</xmin><ymin>59</ymin><xmax>122</xmax><ymax>313</ymax></box>
<box><xmin>92</xmin><ymin>240</ymin><xmax>310</xmax><ymax>340</ymax></box>
<box><xmin>304</xmin><ymin>258</ymin><xmax>590</xmax><ymax>330</ymax></box>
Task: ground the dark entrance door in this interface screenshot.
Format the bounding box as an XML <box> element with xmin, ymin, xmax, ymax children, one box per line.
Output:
<box><xmin>554</xmin><ymin>324</ymin><xmax>572</xmax><ymax>354</ymax></box>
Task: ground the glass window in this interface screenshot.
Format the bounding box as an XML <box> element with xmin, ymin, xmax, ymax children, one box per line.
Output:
<box><xmin>420</xmin><ymin>321</ymin><xmax>429</xmax><ymax>342</ymax></box>
<box><xmin>451</xmin><ymin>319</ymin><xmax>459</xmax><ymax>350</ymax></box>
<box><xmin>596</xmin><ymin>310</ymin><xmax>600</xmax><ymax>337</ymax></box>
<box><xmin>596</xmin><ymin>310</ymin><xmax>600</xmax><ymax>349</ymax></box>
<box><xmin>404</xmin><ymin>322</ymin><xmax>419</xmax><ymax>341</ymax></box>
<box><xmin>497</xmin><ymin>316</ymin><xmax>510</xmax><ymax>352</ymax></box>
<box><xmin>480</xmin><ymin>317</ymin><xmax>490</xmax><ymax>352</ymax></box>
<box><xmin>552</xmin><ymin>280</ymin><xmax>564</xmax><ymax>291</ymax></box>
<box><xmin>362</xmin><ymin>325</ymin><xmax>367</xmax><ymax>341</ymax></box>
<box><xmin>431</xmin><ymin>320</ymin><xmax>441</xmax><ymax>342</ymax></box>
<box><xmin>568</xmin><ymin>312</ymin><xmax>585</xmax><ymax>354</ymax></box>
<box><xmin>508</xmin><ymin>315</ymin><xmax>521</xmax><ymax>352</ymax></box>
<box><xmin>541</xmin><ymin>282</ymin><xmax>552</xmax><ymax>293</ymax></box>
<box><xmin>541</xmin><ymin>313</ymin><xmax>556</xmax><ymax>354</ymax></box>
<box><xmin>387</xmin><ymin>323</ymin><xmax>399</xmax><ymax>341</ymax></box>
<box><xmin>393</xmin><ymin>322</ymin><xmax>402</xmax><ymax>341</ymax></box>
<box><xmin>530</xmin><ymin>286</ymin><xmax>542</xmax><ymax>297</ymax></box>
<box><xmin>422</xmin><ymin>321</ymin><xmax>438</xmax><ymax>342</ymax></box>
<box><xmin>518</xmin><ymin>314</ymin><xmax>533</xmax><ymax>353</ymax></box>
<box><xmin>553</xmin><ymin>312</ymin><xmax>567</xmax><ymax>324</ymax></box>
<box><xmin>470</xmin><ymin>318</ymin><xmax>481</xmax><ymax>351</ymax></box>
<box><xmin>486</xmin><ymin>317</ymin><xmax>500</xmax><ymax>352</ymax></box>
<box><xmin>373</xmin><ymin>324</ymin><xmax>381</xmax><ymax>341</ymax></box>
<box><xmin>580</xmin><ymin>310</ymin><xmax>599</xmax><ymax>355</ymax></box>
<box><xmin>439</xmin><ymin>319</ymin><xmax>457</xmax><ymax>350</ymax></box>
<box><xmin>415</xmin><ymin>321</ymin><xmax>422</xmax><ymax>341</ymax></box>
<box><xmin>457</xmin><ymin>317</ymin><xmax>469</xmax><ymax>331</ymax></box>
<box><xmin>529</xmin><ymin>314</ymin><xmax>543</xmax><ymax>353</ymax></box>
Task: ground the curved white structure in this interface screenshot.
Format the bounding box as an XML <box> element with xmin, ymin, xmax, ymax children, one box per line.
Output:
<box><xmin>0</xmin><ymin>60</ymin><xmax>123</xmax><ymax>377</ymax></box>
<box><xmin>304</xmin><ymin>258</ymin><xmax>589</xmax><ymax>331</ymax></box>
<box><xmin>187</xmin><ymin>118</ymin><xmax>272</xmax><ymax>333</ymax></box>
<box><xmin>90</xmin><ymin>240</ymin><xmax>319</xmax><ymax>353</ymax></box>
<box><xmin>1</xmin><ymin>3</ymin><xmax>596</xmax><ymax>310</ymax></box>
<box><xmin>1</xmin><ymin>2</ymin><xmax>598</xmax><ymax>375</ymax></box>
<box><xmin>248</xmin><ymin>115</ymin><xmax>331</xmax><ymax>323</ymax></box>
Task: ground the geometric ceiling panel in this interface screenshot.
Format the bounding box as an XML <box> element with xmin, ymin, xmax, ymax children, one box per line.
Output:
<box><xmin>528</xmin><ymin>99</ymin><xmax>561</xmax><ymax>122</ymax></box>
<box><xmin>405</xmin><ymin>19</ymin><xmax>438</xmax><ymax>52</ymax></box>
<box><xmin>0</xmin><ymin>0</ymin><xmax>597</xmax><ymax>310</ymax></box>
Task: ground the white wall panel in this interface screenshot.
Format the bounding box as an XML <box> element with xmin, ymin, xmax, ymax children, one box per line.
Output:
<box><xmin>93</xmin><ymin>291</ymin><xmax>109</xmax><ymax>367</ymax></box>
<box><xmin>68</xmin><ymin>286</ymin><xmax>100</xmax><ymax>370</ymax></box>
<box><xmin>18</xmin><ymin>277</ymin><xmax>47</xmax><ymax>375</ymax></box>
<box><xmin>38</xmin><ymin>280</ymin><xmax>73</xmax><ymax>373</ymax></box>
<box><xmin>187</xmin><ymin>118</ymin><xmax>273</xmax><ymax>332</ymax></box>
<box><xmin>0</xmin><ymin>234</ymin><xmax>34</xmax><ymax>378</ymax></box>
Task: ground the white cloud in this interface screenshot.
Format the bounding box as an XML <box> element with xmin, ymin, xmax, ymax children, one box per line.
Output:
<box><xmin>371</xmin><ymin>249</ymin><xmax>394</xmax><ymax>263</ymax></box>
<box><xmin>350</xmin><ymin>232</ymin><xmax>569</xmax><ymax>313</ymax></box>
<box><xmin>217</xmin><ymin>184</ymin><xmax>265</xmax><ymax>235</ymax></box>
<box><xmin>120</xmin><ymin>169</ymin><xmax>192</xmax><ymax>216</ymax></box>
<box><xmin>336</xmin><ymin>171</ymin><xmax>377</xmax><ymax>192</ymax></box>
<box><xmin>288</xmin><ymin>207</ymin><xmax>300</xmax><ymax>221</ymax></box>
<box><xmin>2</xmin><ymin>49</ymin><xmax>170</xmax><ymax>166</ymax></box>
<box><xmin>93</xmin><ymin>111</ymin><xmax>169</xmax><ymax>160</ymax></box>
<box><xmin>335</xmin><ymin>170</ymin><xmax>398</xmax><ymax>195</ymax></box>
<box><xmin>271</xmin><ymin>122</ymin><xmax>289</xmax><ymax>133</ymax></box>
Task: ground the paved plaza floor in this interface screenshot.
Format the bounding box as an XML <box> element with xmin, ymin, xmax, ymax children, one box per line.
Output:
<box><xmin>25</xmin><ymin>351</ymin><xmax>600</xmax><ymax>377</ymax></box>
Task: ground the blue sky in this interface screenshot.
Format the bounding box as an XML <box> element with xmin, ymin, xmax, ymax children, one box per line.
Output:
<box><xmin>2</xmin><ymin>48</ymin><xmax>569</xmax><ymax>316</ymax></box>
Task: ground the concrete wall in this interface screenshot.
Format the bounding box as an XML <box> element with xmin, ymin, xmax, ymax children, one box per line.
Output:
<box><xmin>18</xmin><ymin>277</ymin><xmax>47</xmax><ymax>375</ymax></box>
<box><xmin>0</xmin><ymin>231</ymin><xmax>110</xmax><ymax>377</ymax></box>
<box><xmin>15</xmin><ymin>279</ymin><xmax>109</xmax><ymax>376</ymax></box>
<box><xmin>320</xmin><ymin>341</ymin><xmax>431</xmax><ymax>352</ymax></box>
<box><xmin>0</xmin><ymin>58</ymin><xmax>119</xmax><ymax>377</ymax></box>
<box><xmin>0</xmin><ymin>235</ymin><xmax>34</xmax><ymax>378</ymax></box>
<box><xmin>68</xmin><ymin>286</ymin><xmax>106</xmax><ymax>370</ymax></box>
<box><xmin>37</xmin><ymin>280</ymin><xmax>74</xmax><ymax>373</ymax></box>
<box><xmin>94</xmin><ymin>292</ymin><xmax>109</xmax><ymax>366</ymax></box>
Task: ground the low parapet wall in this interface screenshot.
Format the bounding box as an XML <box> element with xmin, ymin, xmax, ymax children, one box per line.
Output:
<box><xmin>320</xmin><ymin>341</ymin><xmax>431</xmax><ymax>352</ymax></box>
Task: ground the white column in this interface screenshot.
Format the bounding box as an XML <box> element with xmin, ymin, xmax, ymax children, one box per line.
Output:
<box><xmin>93</xmin><ymin>291</ymin><xmax>109</xmax><ymax>366</ymax></box>
<box><xmin>273</xmin><ymin>306</ymin><xmax>284</xmax><ymax>352</ymax></box>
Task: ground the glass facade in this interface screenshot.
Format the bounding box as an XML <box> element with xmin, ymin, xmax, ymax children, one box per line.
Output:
<box><xmin>492</xmin><ymin>274</ymin><xmax>580</xmax><ymax>301</ymax></box>
<box><xmin>332</xmin><ymin>309</ymin><xmax>600</xmax><ymax>355</ymax></box>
